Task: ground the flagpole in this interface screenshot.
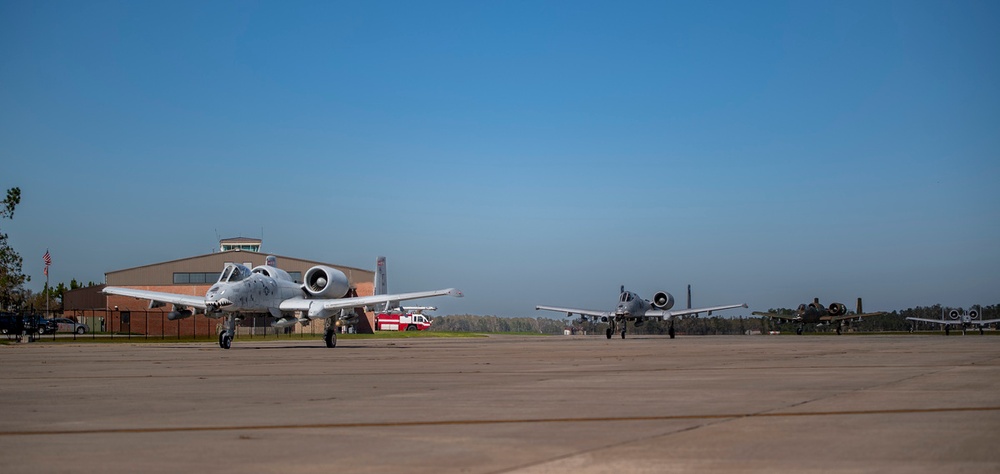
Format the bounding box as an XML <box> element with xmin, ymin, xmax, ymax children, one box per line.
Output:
<box><xmin>43</xmin><ymin>249</ymin><xmax>51</xmax><ymax>318</ymax></box>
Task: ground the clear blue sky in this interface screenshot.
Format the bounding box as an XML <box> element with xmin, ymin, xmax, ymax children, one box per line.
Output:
<box><xmin>2</xmin><ymin>0</ymin><xmax>998</xmax><ymax>317</ymax></box>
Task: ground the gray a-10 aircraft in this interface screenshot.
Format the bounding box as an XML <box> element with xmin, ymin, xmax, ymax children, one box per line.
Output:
<box><xmin>752</xmin><ymin>297</ymin><xmax>883</xmax><ymax>334</ymax></box>
<box><xmin>536</xmin><ymin>285</ymin><xmax>747</xmax><ymax>339</ymax></box>
<box><xmin>103</xmin><ymin>255</ymin><xmax>462</xmax><ymax>349</ymax></box>
<box><xmin>906</xmin><ymin>307</ymin><xmax>999</xmax><ymax>335</ymax></box>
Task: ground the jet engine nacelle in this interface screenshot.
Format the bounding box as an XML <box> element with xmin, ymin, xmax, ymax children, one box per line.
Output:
<box><xmin>949</xmin><ymin>310</ymin><xmax>961</xmax><ymax>320</ymax></box>
<box><xmin>303</xmin><ymin>266</ymin><xmax>351</xmax><ymax>299</ymax></box>
<box><xmin>652</xmin><ymin>291</ymin><xmax>675</xmax><ymax>310</ymax></box>
<box><xmin>969</xmin><ymin>309</ymin><xmax>980</xmax><ymax>320</ymax></box>
<box><xmin>827</xmin><ymin>303</ymin><xmax>847</xmax><ymax>316</ymax></box>
<box><xmin>168</xmin><ymin>309</ymin><xmax>193</xmax><ymax>321</ymax></box>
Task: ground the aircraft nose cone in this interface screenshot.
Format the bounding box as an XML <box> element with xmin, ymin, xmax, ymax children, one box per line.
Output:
<box><xmin>207</xmin><ymin>297</ymin><xmax>232</xmax><ymax>309</ymax></box>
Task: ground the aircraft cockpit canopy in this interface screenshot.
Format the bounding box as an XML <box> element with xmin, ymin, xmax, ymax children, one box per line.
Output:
<box><xmin>619</xmin><ymin>292</ymin><xmax>633</xmax><ymax>303</ymax></box>
<box><xmin>218</xmin><ymin>264</ymin><xmax>251</xmax><ymax>283</ymax></box>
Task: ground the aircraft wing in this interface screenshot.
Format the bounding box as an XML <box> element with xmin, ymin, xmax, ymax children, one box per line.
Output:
<box><xmin>752</xmin><ymin>311</ymin><xmax>801</xmax><ymax>321</ymax></box>
<box><xmin>102</xmin><ymin>286</ymin><xmax>208</xmax><ymax>310</ymax></box>
<box><xmin>905</xmin><ymin>317</ymin><xmax>962</xmax><ymax>326</ymax></box>
<box><xmin>649</xmin><ymin>303</ymin><xmax>748</xmax><ymax>319</ymax></box>
<box><xmin>828</xmin><ymin>312</ymin><xmax>885</xmax><ymax>323</ymax></box>
<box><xmin>280</xmin><ymin>288</ymin><xmax>463</xmax><ymax>313</ymax></box>
<box><xmin>535</xmin><ymin>305</ymin><xmax>612</xmax><ymax>319</ymax></box>
<box><xmin>977</xmin><ymin>318</ymin><xmax>1000</xmax><ymax>325</ymax></box>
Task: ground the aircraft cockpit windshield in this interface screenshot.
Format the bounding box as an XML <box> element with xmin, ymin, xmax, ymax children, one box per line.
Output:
<box><xmin>218</xmin><ymin>264</ymin><xmax>251</xmax><ymax>283</ymax></box>
<box><xmin>619</xmin><ymin>292</ymin><xmax>633</xmax><ymax>303</ymax></box>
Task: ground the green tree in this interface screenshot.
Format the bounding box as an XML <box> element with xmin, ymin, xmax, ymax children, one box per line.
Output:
<box><xmin>26</xmin><ymin>281</ymin><xmax>67</xmax><ymax>314</ymax></box>
<box><xmin>0</xmin><ymin>187</ymin><xmax>29</xmax><ymax>310</ymax></box>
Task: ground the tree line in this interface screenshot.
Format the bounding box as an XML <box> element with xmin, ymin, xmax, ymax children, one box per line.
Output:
<box><xmin>428</xmin><ymin>304</ymin><xmax>1000</xmax><ymax>335</ymax></box>
<box><xmin>429</xmin><ymin>315</ymin><xmax>567</xmax><ymax>334</ymax></box>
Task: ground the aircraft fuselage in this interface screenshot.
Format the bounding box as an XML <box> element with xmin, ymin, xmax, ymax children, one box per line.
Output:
<box><xmin>200</xmin><ymin>263</ymin><xmax>305</xmax><ymax>317</ymax></box>
<box><xmin>792</xmin><ymin>304</ymin><xmax>829</xmax><ymax>325</ymax></box>
<box><xmin>206</xmin><ymin>274</ymin><xmax>301</xmax><ymax>315</ymax></box>
<box><xmin>614</xmin><ymin>291</ymin><xmax>651</xmax><ymax>321</ymax></box>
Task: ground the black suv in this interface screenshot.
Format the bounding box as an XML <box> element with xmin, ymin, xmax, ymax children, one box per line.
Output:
<box><xmin>0</xmin><ymin>312</ymin><xmax>16</xmax><ymax>335</ymax></box>
<box><xmin>36</xmin><ymin>316</ymin><xmax>57</xmax><ymax>334</ymax></box>
<box><xmin>0</xmin><ymin>312</ymin><xmax>52</xmax><ymax>336</ymax></box>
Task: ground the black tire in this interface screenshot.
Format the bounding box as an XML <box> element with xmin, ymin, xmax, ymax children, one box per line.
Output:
<box><xmin>324</xmin><ymin>329</ymin><xmax>337</xmax><ymax>348</ymax></box>
<box><xmin>668</xmin><ymin>326</ymin><xmax>675</xmax><ymax>339</ymax></box>
<box><xmin>605</xmin><ymin>328</ymin><xmax>612</xmax><ymax>339</ymax></box>
<box><xmin>620</xmin><ymin>330</ymin><xmax>626</xmax><ymax>339</ymax></box>
<box><xmin>796</xmin><ymin>327</ymin><xmax>803</xmax><ymax>335</ymax></box>
<box><xmin>406</xmin><ymin>325</ymin><xmax>417</xmax><ymax>331</ymax></box>
<box><xmin>221</xmin><ymin>333</ymin><xmax>232</xmax><ymax>349</ymax></box>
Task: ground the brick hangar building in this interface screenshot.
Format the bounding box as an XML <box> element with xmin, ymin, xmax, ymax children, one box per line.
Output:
<box><xmin>64</xmin><ymin>238</ymin><xmax>378</xmax><ymax>336</ymax></box>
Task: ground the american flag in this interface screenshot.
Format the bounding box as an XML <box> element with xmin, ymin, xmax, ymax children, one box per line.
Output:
<box><xmin>43</xmin><ymin>250</ymin><xmax>51</xmax><ymax>276</ymax></box>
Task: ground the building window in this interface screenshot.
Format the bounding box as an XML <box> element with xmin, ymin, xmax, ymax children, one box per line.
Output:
<box><xmin>173</xmin><ymin>272</ymin><xmax>221</xmax><ymax>285</ymax></box>
<box><xmin>221</xmin><ymin>244</ymin><xmax>261</xmax><ymax>252</ymax></box>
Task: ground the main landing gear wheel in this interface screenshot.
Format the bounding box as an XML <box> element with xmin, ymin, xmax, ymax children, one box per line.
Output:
<box><xmin>796</xmin><ymin>326</ymin><xmax>804</xmax><ymax>335</ymax></box>
<box><xmin>324</xmin><ymin>329</ymin><xmax>337</xmax><ymax>348</ymax></box>
<box><xmin>219</xmin><ymin>333</ymin><xmax>232</xmax><ymax>350</ymax></box>
<box><xmin>620</xmin><ymin>330</ymin><xmax>626</xmax><ymax>339</ymax></box>
<box><xmin>605</xmin><ymin>327</ymin><xmax>613</xmax><ymax>339</ymax></box>
<box><xmin>668</xmin><ymin>325</ymin><xmax>675</xmax><ymax>339</ymax></box>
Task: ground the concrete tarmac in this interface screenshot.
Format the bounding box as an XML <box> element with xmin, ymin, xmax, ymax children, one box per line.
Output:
<box><xmin>1</xmin><ymin>334</ymin><xmax>998</xmax><ymax>473</ymax></box>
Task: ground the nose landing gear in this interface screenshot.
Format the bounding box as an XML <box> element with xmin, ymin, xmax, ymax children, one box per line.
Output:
<box><xmin>218</xmin><ymin>314</ymin><xmax>238</xmax><ymax>349</ymax></box>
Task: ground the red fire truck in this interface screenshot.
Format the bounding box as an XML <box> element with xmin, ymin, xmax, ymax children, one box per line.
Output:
<box><xmin>375</xmin><ymin>313</ymin><xmax>433</xmax><ymax>331</ymax></box>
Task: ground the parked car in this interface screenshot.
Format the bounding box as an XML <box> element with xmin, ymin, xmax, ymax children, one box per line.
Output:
<box><xmin>36</xmin><ymin>317</ymin><xmax>57</xmax><ymax>334</ymax></box>
<box><xmin>50</xmin><ymin>317</ymin><xmax>89</xmax><ymax>334</ymax></box>
<box><xmin>2</xmin><ymin>313</ymin><xmax>48</xmax><ymax>335</ymax></box>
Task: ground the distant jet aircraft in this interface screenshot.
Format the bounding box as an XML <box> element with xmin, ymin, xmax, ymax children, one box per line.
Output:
<box><xmin>536</xmin><ymin>285</ymin><xmax>747</xmax><ymax>339</ymax></box>
<box><xmin>103</xmin><ymin>255</ymin><xmax>462</xmax><ymax>349</ymax></box>
<box><xmin>752</xmin><ymin>298</ymin><xmax>883</xmax><ymax>335</ymax></box>
<box><xmin>906</xmin><ymin>307</ymin><xmax>999</xmax><ymax>335</ymax></box>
